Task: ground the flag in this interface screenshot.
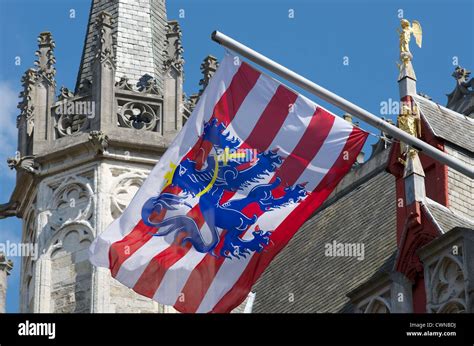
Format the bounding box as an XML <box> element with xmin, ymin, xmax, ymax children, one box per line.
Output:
<box><xmin>89</xmin><ymin>53</ymin><xmax>368</xmax><ymax>313</ymax></box>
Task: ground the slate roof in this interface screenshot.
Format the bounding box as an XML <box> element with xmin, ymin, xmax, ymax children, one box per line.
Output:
<box><xmin>75</xmin><ymin>0</ymin><xmax>168</xmax><ymax>92</ymax></box>
<box><xmin>252</xmin><ymin>151</ymin><xmax>397</xmax><ymax>313</ymax></box>
<box><xmin>413</xmin><ymin>95</ymin><xmax>474</xmax><ymax>153</ymax></box>
<box><xmin>424</xmin><ymin>198</ymin><xmax>474</xmax><ymax>233</ymax></box>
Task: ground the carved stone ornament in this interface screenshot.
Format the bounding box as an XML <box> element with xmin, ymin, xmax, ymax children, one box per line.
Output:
<box><xmin>88</xmin><ymin>131</ymin><xmax>109</xmax><ymax>153</ymax></box>
<box><xmin>363</xmin><ymin>297</ymin><xmax>391</xmax><ymax>313</ymax></box>
<box><xmin>183</xmin><ymin>93</ymin><xmax>198</xmax><ymax>116</ymax></box>
<box><xmin>47</xmin><ymin>177</ymin><xmax>94</xmax><ymax>229</ymax></box>
<box><xmin>7</xmin><ymin>155</ymin><xmax>40</xmax><ymax>174</ymax></box>
<box><xmin>35</xmin><ymin>32</ymin><xmax>56</xmax><ymax>83</ymax></box>
<box><xmin>58</xmin><ymin>86</ymin><xmax>74</xmax><ymax>101</ymax></box>
<box><xmin>93</xmin><ymin>11</ymin><xmax>115</xmax><ymax>68</ymax></box>
<box><xmin>198</xmin><ymin>55</ymin><xmax>218</xmax><ymax>94</ymax></box>
<box><xmin>49</xmin><ymin>227</ymin><xmax>93</xmax><ymax>258</ymax></box>
<box><xmin>446</xmin><ymin>66</ymin><xmax>474</xmax><ymax>117</ymax></box>
<box><xmin>56</xmin><ymin>111</ymin><xmax>89</xmax><ymax>137</ymax></box>
<box><xmin>115</xmin><ymin>76</ymin><xmax>134</xmax><ymax>92</ymax></box>
<box><xmin>184</xmin><ymin>55</ymin><xmax>219</xmax><ymax>114</ymax></box>
<box><xmin>110</xmin><ymin>171</ymin><xmax>148</xmax><ymax>219</ymax></box>
<box><xmin>0</xmin><ymin>253</ymin><xmax>13</xmax><ymax>274</ymax></box>
<box><xmin>18</xmin><ymin>69</ymin><xmax>37</xmax><ymax>136</ymax></box>
<box><xmin>117</xmin><ymin>101</ymin><xmax>159</xmax><ymax>131</ymax></box>
<box><xmin>137</xmin><ymin>74</ymin><xmax>160</xmax><ymax>94</ymax></box>
<box><xmin>162</xmin><ymin>20</ymin><xmax>184</xmax><ymax>73</ymax></box>
<box><xmin>429</xmin><ymin>255</ymin><xmax>466</xmax><ymax>313</ymax></box>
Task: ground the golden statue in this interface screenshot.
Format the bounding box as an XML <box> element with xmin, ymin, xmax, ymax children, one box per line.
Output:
<box><xmin>398</xmin><ymin>19</ymin><xmax>422</xmax><ymax>65</ymax></box>
<box><xmin>398</xmin><ymin>103</ymin><xmax>422</xmax><ymax>164</ymax></box>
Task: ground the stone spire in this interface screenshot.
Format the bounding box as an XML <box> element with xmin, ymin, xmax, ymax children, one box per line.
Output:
<box><xmin>403</xmin><ymin>151</ymin><xmax>426</xmax><ymax>205</ymax></box>
<box><xmin>75</xmin><ymin>0</ymin><xmax>168</xmax><ymax>93</ymax></box>
<box><xmin>0</xmin><ymin>253</ymin><xmax>13</xmax><ymax>313</ymax></box>
<box><xmin>35</xmin><ymin>32</ymin><xmax>56</xmax><ymax>84</ymax></box>
<box><xmin>184</xmin><ymin>55</ymin><xmax>219</xmax><ymax>115</ymax></box>
<box><xmin>198</xmin><ymin>55</ymin><xmax>219</xmax><ymax>95</ymax></box>
<box><xmin>398</xmin><ymin>61</ymin><xmax>417</xmax><ymax>98</ymax></box>
<box><xmin>15</xmin><ymin>32</ymin><xmax>57</xmax><ymax>157</ymax></box>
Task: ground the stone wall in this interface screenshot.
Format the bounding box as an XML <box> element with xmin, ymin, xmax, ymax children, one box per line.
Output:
<box><xmin>19</xmin><ymin>165</ymin><xmax>97</xmax><ymax>312</ymax></box>
<box><xmin>109</xmin><ymin>279</ymin><xmax>164</xmax><ymax>313</ymax></box>
<box><xmin>50</xmin><ymin>230</ymin><xmax>92</xmax><ymax>313</ymax></box>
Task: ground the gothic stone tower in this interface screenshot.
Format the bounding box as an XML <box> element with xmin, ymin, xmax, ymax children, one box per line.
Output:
<box><xmin>2</xmin><ymin>0</ymin><xmax>201</xmax><ymax>313</ymax></box>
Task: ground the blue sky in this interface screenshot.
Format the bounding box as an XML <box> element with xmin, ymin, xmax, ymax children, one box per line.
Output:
<box><xmin>0</xmin><ymin>0</ymin><xmax>472</xmax><ymax>312</ymax></box>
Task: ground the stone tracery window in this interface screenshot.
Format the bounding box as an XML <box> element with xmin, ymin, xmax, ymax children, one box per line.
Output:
<box><xmin>357</xmin><ymin>290</ymin><xmax>392</xmax><ymax>313</ymax></box>
<box><xmin>48</xmin><ymin>179</ymin><xmax>93</xmax><ymax>228</ymax></box>
<box><xmin>427</xmin><ymin>255</ymin><xmax>467</xmax><ymax>313</ymax></box>
<box><xmin>53</xmin><ymin>98</ymin><xmax>91</xmax><ymax>138</ymax></box>
<box><xmin>117</xmin><ymin>100</ymin><xmax>162</xmax><ymax>132</ymax></box>
<box><xmin>364</xmin><ymin>297</ymin><xmax>391</xmax><ymax>313</ymax></box>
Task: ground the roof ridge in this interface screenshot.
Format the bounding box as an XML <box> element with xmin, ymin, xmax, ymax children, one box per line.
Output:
<box><xmin>424</xmin><ymin>197</ymin><xmax>474</xmax><ymax>226</ymax></box>
<box><xmin>413</xmin><ymin>95</ymin><xmax>474</xmax><ymax>153</ymax></box>
<box><xmin>414</xmin><ymin>94</ymin><xmax>474</xmax><ymax>122</ymax></box>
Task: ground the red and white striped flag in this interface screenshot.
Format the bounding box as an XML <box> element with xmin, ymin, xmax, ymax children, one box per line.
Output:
<box><xmin>89</xmin><ymin>53</ymin><xmax>368</xmax><ymax>313</ymax></box>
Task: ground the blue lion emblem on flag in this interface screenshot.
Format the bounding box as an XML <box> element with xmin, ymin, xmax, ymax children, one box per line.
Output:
<box><xmin>141</xmin><ymin>119</ymin><xmax>308</xmax><ymax>259</ymax></box>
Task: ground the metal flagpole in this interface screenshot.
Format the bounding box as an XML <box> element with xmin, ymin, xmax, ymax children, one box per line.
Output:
<box><xmin>211</xmin><ymin>31</ymin><xmax>474</xmax><ymax>179</ymax></box>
